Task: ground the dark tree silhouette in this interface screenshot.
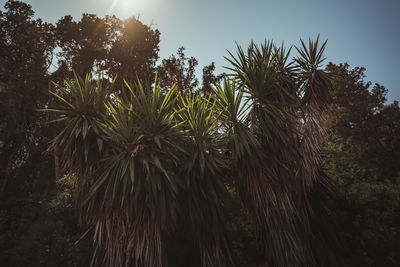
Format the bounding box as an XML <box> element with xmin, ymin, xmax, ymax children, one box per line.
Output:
<box><xmin>157</xmin><ymin>47</ymin><xmax>199</xmax><ymax>95</ymax></box>
<box><xmin>55</xmin><ymin>14</ymin><xmax>119</xmax><ymax>77</ymax></box>
<box><xmin>105</xmin><ymin>17</ymin><xmax>160</xmax><ymax>86</ymax></box>
<box><xmin>201</xmin><ymin>62</ymin><xmax>224</xmax><ymax>96</ymax></box>
<box><xmin>0</xmin><ymin>0</ymin><xmax>55</xmax><ymax>197</ymax></box>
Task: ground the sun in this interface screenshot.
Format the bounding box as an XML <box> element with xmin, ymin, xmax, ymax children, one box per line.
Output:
<box><xmin>108</xmin><ymin>0</ymin><xmax>147</xmax><ymax>14</ymax></box>
<box><xmin>121</xmin><ymin>0</ymin><xmax>145</xmax><ymax>7</ymax></box>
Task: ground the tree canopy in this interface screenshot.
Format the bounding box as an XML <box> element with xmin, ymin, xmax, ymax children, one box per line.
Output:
<box><xmin>1</xmin><ymin>1</ymin><xmax>400</xmax><ymax>267</ymax></box>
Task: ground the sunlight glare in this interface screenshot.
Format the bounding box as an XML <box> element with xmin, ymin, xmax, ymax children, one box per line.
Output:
<box><xmin>107</xmin><ymin>0</ymin><xmax>148</xmax><ymax>14</ymax></box>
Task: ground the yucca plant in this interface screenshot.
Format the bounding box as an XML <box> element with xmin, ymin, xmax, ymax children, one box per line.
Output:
<box><xmin>45</xmin><ymin>73</ymin><xmax>112</xmax><ymax>203</ymax></box>
<box><xmin>176</xmin><ymin>93</ymin><xmax>233</xmax><ymax>266</ymax></box>
<box><xmin>47</xmin><ymin>36</ymin><xmax>332</xmax><ymax>267</ymax></box>
<box><xmin>223</xmin><ymin>37</ymin><xmax>332</xmax><ymax>267</ymax></box>
<box><xmin>295</xmin><ymin>36</ymin><xmax>332</xmax><ymax>188</ymax></box>
<box><xmin>212</xmin><ymin>76</ymin><xmax>308</xmax><ymax>267</ymax></box>
<box><xmin>87</xmin><ymin>80</ymin><xmax>186</xmax><ymax>267</ymax></box>
<box><xmin>48</xmin><ymin>75</ymin><xmax>187</xmax><ymax>266</ymax></box>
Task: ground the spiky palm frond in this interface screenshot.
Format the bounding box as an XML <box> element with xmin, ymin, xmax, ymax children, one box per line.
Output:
<box><xmin>44</xmin><ymin>74</ymin><xmax>113</xmax><ymax>216</ymax></box>
<box><xmin>295</xmin><ymin>35</ymin><xmax>333</xmax><ymax>187</ymax></box>
<box><xmin>176</xmin><ymin>93</ymin><xmax>233</xmax><ymax>266</ymax></box>
<box><xmin>86</xmin><ymin>80</ymin><xmax>187</xmax><ymax>267</ymax></box>
<box><xmin>48</xmin><ymin>75</ymin><xmax>187</xmax><ymax>266</ymax></box>
<box><xmin>46</xmin><ymin>74</ymin><xmax>112</xmax><ymax>172</ymax></box>
<box><xmin>46</xmin><ymin>36</ymin><xmax>333</xmax><ymax>267</ymax></box>
<box><xmin>224</xmin><ymin>39</ymin><xmax>331</xmax><ymax>267</ymax></box>
<box><xmin>225</xmin><ymin>41</ymin><xmax>296</xmax><ymax>107</ymax></box>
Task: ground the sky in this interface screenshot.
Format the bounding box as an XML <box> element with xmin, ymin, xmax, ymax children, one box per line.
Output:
<box><xmin>4</xmin><ymin>0</ymin><xmax>400</xmax><ymax>101</ymax></box>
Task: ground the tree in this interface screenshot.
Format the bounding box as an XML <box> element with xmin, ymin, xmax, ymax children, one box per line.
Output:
<box><xmin>157</xmin><ymin>47</ymin><xmax>198</xmax><ymax>95</ymax></box>
<box><xmin>320</xmin><ymin>63</ymin><xmax>400</xmax><ymax>267</ymax></box>
<box><xmin>55</xmin><ymin>14</ymin><xmax>160</xmax><ymax>88</ymax></box>
<box><xmin>105</xmin><ymin>16</ymin><xmax>160</xmax><ymax>86</ymax></box>
<box><xmin>223</xmin><ymin>37</ymin><xmax>332</xmax><ymax>267</ymax></box>
<box><xmin>325</xmin><ymin>63</ymin><xmax>400</xmax><ymax>182</ymax></box>
<box><xmin>0</xmin><ymin>2</ymin><xmax>82</xmax><ymax>265</ymax></box>
<box><xmin>48</xmin><ymin>36</ymin><xmax>333</xmax><ymax>267</ymax></box>
<box><xmin>200</xmin><ymin>62</ymin><xmax>224</xmax><ymax>97</ymax></box>
<box><xmin>55</xmin><ymin>14</ymin><xmax>119</xmax><ymax>77</ymax></box>
<box><xmin>0</xmin><ymin>0</ymin><xmax>55</xmax><ymax>197</ymax></box>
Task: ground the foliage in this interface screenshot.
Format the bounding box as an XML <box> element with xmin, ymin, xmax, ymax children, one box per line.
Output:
<box><xmin>325</xmin><ymin>63</ymin><xmax>400</xmax><ymax>183</ymax></box>
<box><xmin>55</xmin><ymin>14</ymin><xmax>119</xmax><ymax>77</ymax></box>
<box><xmin>0</xmin><ymin>2</ymin><xmax>162</xmax><ymax>266</ymax></box>
<box><xmin>46</xmin><ymin>35</ymin><xmax>334</xmax><ymax>267</ymax></box>
<box><xmin>0</xmin><ymin>173</ymin><xmax>91</xmax><ymax>267</ymax></box>
<box><xmin>1</xmin><ymin>1</ymin><xmax>400</xmax><ymax>267</ymax></box>
<box><xmin>105</xmin><ymin>17</ymin><xmax>160</xmax><ymax>85</ymax></box>
<box><xmin>55</xmin><ymin>14</ymin><xmax>160</xmax><ymax>86</ymax></box>
<box><xmin>0</xmin><ymin>0</ymin><xmax>55</xmax><ymax>197</ymax></box>
<box><xmin>200</xmin><ymin>62</ymin><xmax>224</xmax><ymax>97</ymax></box>
<box><xmin>157</xmin><ymin>47</ymin><xmax>199</xmax><ymax>95</ymax></box>
<box><xmin>343</xmin><ymin>181</ymin><xmax>400</xmax><ymax>266</ymax></box>
<box><xmin>321</xmin><ymin>63</ymin><xmax>400</xmax><ymax>266</ymax></box>
<box><xmin>223</xmin><ymin>37</ymin><xmax>333</xmax><ymax>267</ymax></box>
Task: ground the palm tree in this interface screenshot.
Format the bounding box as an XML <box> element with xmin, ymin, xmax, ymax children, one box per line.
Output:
<box><xmin>176</xmin><ymin>93</ymin><xmax>233</xmax><ymax>266</ymax></box>
<box><xmin>47</xmin><ymin>36</ymin><xmax>332</xmax><ymax>267</ymax></box>
<box><xmin>222</xmin><ymin>36</ymin><xmax>332</xmax><ymax>267</ymax></box>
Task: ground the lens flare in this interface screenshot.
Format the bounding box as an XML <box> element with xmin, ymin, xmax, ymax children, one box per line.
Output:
<box><xmin>107</xmin><ymin>0</ymin><xmax>119</xmax><ymax>14</ymax></box>
<box><xmin>107</xmin><ymin>0</ymin><xmax>148</xmax><ymax>14</ymax></box>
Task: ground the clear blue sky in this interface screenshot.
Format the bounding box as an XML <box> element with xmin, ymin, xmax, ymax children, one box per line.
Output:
<box><xmin>5</xmin><ymin>0</ymin><xmax>400</xmax><ymax>101</ymax></box>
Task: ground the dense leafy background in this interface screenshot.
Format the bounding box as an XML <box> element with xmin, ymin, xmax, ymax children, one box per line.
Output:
<box><xmin>1</xmin><ymin>1</ymin><xmax>399</xmax><ymax>266</ymax></box>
